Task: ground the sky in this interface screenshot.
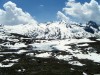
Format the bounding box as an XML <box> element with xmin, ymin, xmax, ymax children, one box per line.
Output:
<box><xmin>0</xmin><ymin>0</ymin><xmax>68</xmax><ymax>22</ymax></box>
<box><xmin>0</xmin><ymin>0</ymin><xmax>100</xmax><ymax>25</ymax></box>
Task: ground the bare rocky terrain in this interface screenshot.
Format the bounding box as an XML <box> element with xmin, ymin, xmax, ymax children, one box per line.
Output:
<box><xmin>0</xmin><ymin>33</ymin><xmax>100</xmax><ymax>75</ymax></box>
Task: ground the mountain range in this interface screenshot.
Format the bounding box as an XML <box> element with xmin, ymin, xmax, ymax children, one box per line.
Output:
<box><xmin>0</xmin><ymin>20</ymin><xmax>100</xmax><ymax>40</ymax></box>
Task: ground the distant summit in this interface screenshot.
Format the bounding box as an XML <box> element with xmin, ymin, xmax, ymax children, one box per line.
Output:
<box><xmin>87</xmin><ymin>21</ymin><xmax>99</xmax><ymax>30</ymax></box>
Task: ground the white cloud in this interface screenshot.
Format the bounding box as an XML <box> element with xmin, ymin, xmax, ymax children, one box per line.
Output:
<box><xmin>0</xmin><ymin>1</ymin><xmax>37</xmax><ymax>25</ymax></box>
<box><xmin>57</xmin><ymin>11</ymin><xmax>70</xmax><ymax>22</ymax></box>
<box><xmin>40</xmin><ymin>5</ymin><xmax>44</xmax><ymax>7</ymax></box>
<box><xmin>68</xmin><ymin>0</ymin><xmax>75</xmax><ymax>2</ymax></box>
<box><xmin>57</xmin><ymin>0</ymin><xmax>100</xmax><ymax>24</ymax></box>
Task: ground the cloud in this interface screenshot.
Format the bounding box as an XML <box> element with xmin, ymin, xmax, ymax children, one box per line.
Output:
<box><xmin>40</xmin><ymin>5</ymin><xmax>44</xmax><ymax>7</ymax></box>
<box><xmin>68</xmin><ymin>0</ymin><xmax>75</xmax><ymax>2</ymax></box>
<box><xmin>57</xmin><ymin>11</ymin><xmax>70</xmax><ymax>22</ymax></box>
<box><xmin>0</xmin><ymin>1</ymin><xmax>37</xmax><ymax>25</ymax></box>
<box><xmin>57</xmin><ymin>0</ymin><xmax>100</xmax><ymax>24</ymax></box>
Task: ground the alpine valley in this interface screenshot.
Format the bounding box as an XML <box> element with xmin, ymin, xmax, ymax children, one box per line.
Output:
<box><xmin>0</xmin><ymin>20</ymin><xmax>100</xmax><ymax>75</ymax></box>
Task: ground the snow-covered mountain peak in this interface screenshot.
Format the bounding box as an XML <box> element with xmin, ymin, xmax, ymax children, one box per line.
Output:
<box><xmin>0</xmin><ymin>21</ymin><xmax>100</xmax><ymax>39</ymax></box>
<box><xmin>86</xmin><ymin>21</ymin><xmax>99</xmax><ymax>30</ymax></box>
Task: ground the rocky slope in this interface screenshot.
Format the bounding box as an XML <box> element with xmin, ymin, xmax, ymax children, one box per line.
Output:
<box><xmin>0</xmin><ymin>21</ymin><xmax>100</xmax><ymax>75</ymax></box>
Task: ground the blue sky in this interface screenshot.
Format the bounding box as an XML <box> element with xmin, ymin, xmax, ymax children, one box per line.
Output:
<box><xmin>0</xmin><ymin>0</ymin><xmax>100</xmax><ymax>23</ymax></box>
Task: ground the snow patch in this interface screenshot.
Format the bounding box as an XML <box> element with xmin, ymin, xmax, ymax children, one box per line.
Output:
<box><xmin>0</xmin><ymin>63</ymin><xmax>14</xmax><ymax>67</ymax></box>
<box><xmin>35</xmin><ymin>52</ymin><xmax>51</xmax><ymax>58</ymax></box>
<box><xmin>74</xmin><ymin>53</ymin><xmax>100</xmax><ymax>63</ymax></box>
<box><xmin>68</xmin><ymin>61</ymin><xmax>84</xmax><ymax>66</ymax></box>
<box><xmin>56</xmin><ymin>55</ymin><xmax>73</xmax><ymax>61</ymax></box>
